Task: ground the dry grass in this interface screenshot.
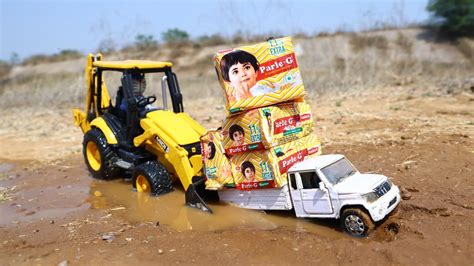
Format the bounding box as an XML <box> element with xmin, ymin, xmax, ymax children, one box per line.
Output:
<box><xmin>196</xmin><ymin>34</ymin><xmax>228</xmax><ymax>46</ymax></box>
<box><xmin>395</xmin><ymin>32</ymin><xmax>413</xmax><ymax>54</ymax></box>
<box><xmin>457</xmin><ymin>38</ymin><xmax>474</xmax><ymax>62</ymax></box>
<box><xmin>0</xmin><ymin>61</ymin><xmax>12</xmax><ymax>80</ymax></box>
<box><xmin>349</xmin><ymin>34</ymin><xmax>389</xmax><ymax>53</ymax></box>
<box><xmin>22</xmin><ymin>50</ymin><xmax>82</xmax><ymax>66</ymax></box>
<box><xmin>0</xmin><ymin>72</ymin><xmax>84</xmax><ymax>108</ymax></box>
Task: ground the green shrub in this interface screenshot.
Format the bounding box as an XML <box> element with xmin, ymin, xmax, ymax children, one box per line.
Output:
<box><xmin>427</xmin><ymin>0</ymin><xmax>474</xmax><ymax>37</ymax></box>
<box><xmin>135</xmin><ymin>34</ymin><xmax>158</xmax><ymax>49</ymax></box>
<box><xmin>162</xmin><ymin>28</ymin><xmax>190</xmax><ymax>44</ymax></box>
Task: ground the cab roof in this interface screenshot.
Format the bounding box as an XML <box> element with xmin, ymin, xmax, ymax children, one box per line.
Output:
<box><xmin>288</xmin><ymin>154</ymin><xmax>345</xmax><ymax>172</ymax></box>
<box><xmin>92</xmin><ymin>60</ymin><xmax>173</xmax><ymax>70</ymax></box>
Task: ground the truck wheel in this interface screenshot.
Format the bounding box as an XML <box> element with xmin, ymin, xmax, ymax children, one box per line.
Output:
<box><xmin>341</xmin><ymin>208</ymin><xmax>374</xmax><ymax>237</ymax></box>
<box><xmin>83</xmin><ymin>128</ymin><xmax>121</xmax><ymax>180</ymax></box>
<box><xmin>132</xmin><ymin>161</ymin><xmax>173</xmax><ymax>196</ymax></box>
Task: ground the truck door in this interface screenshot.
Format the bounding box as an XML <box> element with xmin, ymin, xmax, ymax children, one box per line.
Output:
<box><xmin>298</xmin><ymin>171</ymin><xmax>333</xmax><ymax>214</ymax></box>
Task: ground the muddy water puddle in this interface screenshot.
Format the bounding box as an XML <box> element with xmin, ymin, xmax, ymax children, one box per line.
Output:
<box><xmin>0</xmin><ymin>161</ymin><xmax>90</xmax><ymax>226</ymax></box>
<box><xmin>1</xmin><ymin>159</ymin><xmax>343</xmax><ymax>238</ymax></box>
<box><xmin>0</xmin><ymin>163</ymin><xmax>14</xmax><ymax>173</ymax></box>
<box><xmin>88</xmin><ymin>180</ymin><xmax>343</xmax><ymax>238</ymax></box>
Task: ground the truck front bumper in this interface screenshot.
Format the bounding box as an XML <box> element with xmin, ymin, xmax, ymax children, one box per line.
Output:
<box><xmin>367</xmin><ymin>185</ymin><xmax>401</xmax><ymax>222</ymax></box>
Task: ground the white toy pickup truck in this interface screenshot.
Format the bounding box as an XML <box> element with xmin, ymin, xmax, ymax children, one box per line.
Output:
<box><xmin>218</xmin><ymin>154</ymin><xmax>401</xmax><ymax>237</ymax></box>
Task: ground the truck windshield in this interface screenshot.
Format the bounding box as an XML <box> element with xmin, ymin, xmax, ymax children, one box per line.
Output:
<box><xmin>321</xmin><ymin>158</ymin><xmax>357</xmax><ymax>185</ymax></box>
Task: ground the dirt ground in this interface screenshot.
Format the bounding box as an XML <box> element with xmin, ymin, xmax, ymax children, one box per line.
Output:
<box><xmin>0</xmin><ymin>87</ymin><xmax>473</xmax><ymax>265</ymax></box>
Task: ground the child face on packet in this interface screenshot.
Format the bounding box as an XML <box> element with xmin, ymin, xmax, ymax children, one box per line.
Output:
<box><xmin>232</xmin><ymin>130</ymin><xmax>244</xmax><ymax>146</ymax></box>
<box><xmin>244</xmin><ymin>167</ymin><xmax>255</xmax><ymax>181</ymax></box>
<box><xmin>228</xmin><ymin>62</ymin><xmax>257</xmax><ymax>92</ymax></box>
<box><xmin>205</xmin><ymin>144</ymin><xmax>212</xmax><ymax>159</ymax></box>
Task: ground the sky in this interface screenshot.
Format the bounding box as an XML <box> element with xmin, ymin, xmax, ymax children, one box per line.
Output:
<box><xmin>0</xmin><ymin>0</ymin><xmax>430</xmax><ymax>61</ymax></box>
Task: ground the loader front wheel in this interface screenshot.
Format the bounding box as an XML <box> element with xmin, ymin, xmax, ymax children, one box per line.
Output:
<box><xmin>83</xmin><ymin>128</ymin><xmax>120</xmax><ymax>180</ymax></box>
<box><xmin>132</xmin><ymin>161</ymin><xmax>173</xmax><ymax>196</ymax></box>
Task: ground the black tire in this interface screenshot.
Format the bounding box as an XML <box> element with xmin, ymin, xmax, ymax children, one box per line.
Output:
<box><xmin>132</xmin><ymin>161</ymin><xmax>173</xmax><ymax>196</ymax></box>
<box><xmin>83</xmin><ymin>128</ymin><xmax>121</xmax><ymax>180</ymax></box>
<box><xmin>340</xmin><ymin>208</ymin><xmax>375</xmax><ymax>237</ymax></box>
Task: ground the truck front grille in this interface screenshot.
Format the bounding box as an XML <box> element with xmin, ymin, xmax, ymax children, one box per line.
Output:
<box><xmin>374</xmin><ymin>180</ymin><xmax>392</xmax><ymax>197</ymax></box>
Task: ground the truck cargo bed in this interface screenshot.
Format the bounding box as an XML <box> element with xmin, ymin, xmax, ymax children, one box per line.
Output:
<box><xmin>218</xmin><ymin>185</ymin><xmax>292</xmax><ymax>210</ymax></box>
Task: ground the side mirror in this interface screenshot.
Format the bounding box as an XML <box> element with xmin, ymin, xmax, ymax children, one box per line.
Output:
<box><xmin>319</xmin><ymin>182</ymin><xmax>328</xmax><ymax>192</ymax></box>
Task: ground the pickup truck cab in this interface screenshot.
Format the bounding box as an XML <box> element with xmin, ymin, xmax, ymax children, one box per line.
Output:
<box><xmin>218</xmin><ymin>154</ymin><xmax>401</xmax><ymax>237</ymax></box>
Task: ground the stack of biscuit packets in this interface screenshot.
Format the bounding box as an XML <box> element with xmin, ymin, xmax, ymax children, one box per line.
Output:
<box><xmin>202</xmin><ymin>37</ymin><xmax>322</xmax><ymax>190</ymax></box>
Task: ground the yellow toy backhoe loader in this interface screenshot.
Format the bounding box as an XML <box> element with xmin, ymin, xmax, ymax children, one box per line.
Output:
<box><xmin>73</xmin><ymin>54</ymin><xmax>213</xmax><ymax>212</ymax></box>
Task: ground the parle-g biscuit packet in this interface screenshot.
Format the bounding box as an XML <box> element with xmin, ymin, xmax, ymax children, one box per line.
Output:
<box><xmin>200</xmin><ymin>130</ymin><xmax>233</xmax><ymax>190</ymax></box>
<box><xmin>221</xmin><ymin>100</ymin><xmax>314</xmax><ymax>156</ymax></box>
<box><xmin>229</xmin><ymin>134</ymin><xmax>322</xmax><ymax>190</ymax></box>
<box><xmin>214</xmin><ymin>37</ymin><xmax>305</xmax><ymax>115</ymax></box>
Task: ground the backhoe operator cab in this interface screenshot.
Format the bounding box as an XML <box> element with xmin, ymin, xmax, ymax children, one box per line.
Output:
<box><xmin>73</xmin><ymin>54</ymin><xmax>210</xmax><ymax>211</ymax></box>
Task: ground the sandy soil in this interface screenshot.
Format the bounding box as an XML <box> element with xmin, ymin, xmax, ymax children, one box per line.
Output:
<box><xmin>0</xmin><ymin>87</ymin><xmax>473</xmax><ymax>265</ymax></box>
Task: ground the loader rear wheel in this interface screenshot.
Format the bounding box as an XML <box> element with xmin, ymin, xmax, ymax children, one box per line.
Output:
<box><xmin>83</xmin><ymin>128</ymin><xmax>120</xmax><ymax>180</ymax></box>
<box><xmin>132</xmin><ymin>161</ymin><xmax>173</xmax><ymax>196</ymax></box>
<box><xmin>341</xmin><ymin>208</ymin><xmax>374</xmax><ymax>237</ymax></box>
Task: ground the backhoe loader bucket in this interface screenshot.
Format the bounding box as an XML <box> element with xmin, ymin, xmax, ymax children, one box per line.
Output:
<box><xmin>185</xmin><ymin>176</ymin><xmax>217</xmax><ymax>213</ymax></box>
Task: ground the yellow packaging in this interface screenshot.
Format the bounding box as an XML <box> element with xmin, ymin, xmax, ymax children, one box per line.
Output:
<box><xmin>200</xmin><ymin>130</ymin><xmax>233</xmax><ymax>190</ymax></box>
<box><xmin>230</xmin><ymin>134</ymin><xmax>321</xmax><ymax>190</ymax></box>
<box><xmin>221</xmin><ymin>100</ymin><xmax>313</xmax><ymax>155</ymax></box>
<box><xmin>214</xmin><ymin>37</ymin><xmax>305</xmax><ymax>115</ymax></box>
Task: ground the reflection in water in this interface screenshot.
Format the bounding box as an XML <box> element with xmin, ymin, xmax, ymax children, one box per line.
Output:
<box><xmin>0</xmin><ymin>163</ymin><xmax>14</xmax><ymax>173</ymax></box>
<box><xmin>87</xmin><ymin>180</ymin><xmax>342</xmax><ymax>237</ymax></box>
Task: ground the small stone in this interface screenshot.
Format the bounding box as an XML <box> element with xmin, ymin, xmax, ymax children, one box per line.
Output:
<box><xmin>58</xmin><ymin>260</ymin><xmax>68</xmax><ymax>266</ymax></box>
<box><xmin>401</xmin><ymin>188</ymin><xmax>412</xmax><ymax>200</ymax></box>
<box><xmin>125</xmin><ymin>238</ymin><xmax>132</xmax><ymax>242</ymax></box>
<box><xmin>94</xmin><ymin>191</ymin><xmax>102</xmax><ymax>197</ymax></box>
<box><xmin>101</xmin><ymin>233</ymin><xmax>115</xmax><ymax>242</ymax></box>
<box><xmin>158</xmin><ymin>249</ymin><xmax>163</xmax><ymax>254</ymax></box>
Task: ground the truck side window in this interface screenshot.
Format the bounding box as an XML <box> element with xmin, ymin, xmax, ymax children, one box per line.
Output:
<box><xmin>289</xmin><ymin>173</ymin><xmax>297</xmax><ymax>190</ymax></box>
<box><xmin>300</xmin><ymin>172</ymin><xmax>321</xmax><ymax>189</ymax></box>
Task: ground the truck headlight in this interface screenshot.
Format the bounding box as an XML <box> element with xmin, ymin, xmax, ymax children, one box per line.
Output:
<box><xmin>362</xmin><ymin>192</ymin><xmax>379</xmax><ymax>203</ymax></box>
